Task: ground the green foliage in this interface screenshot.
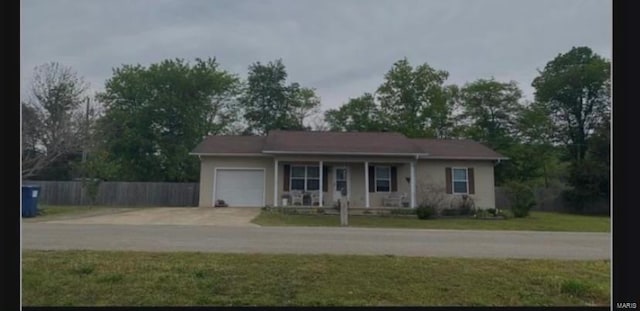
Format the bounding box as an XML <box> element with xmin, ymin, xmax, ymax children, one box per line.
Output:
<box><xmin>324</xmin><ymin>93</ymin><xmax>384</xmax><ymax>132</ymax></box>
<box><xmin>416</xmin><ymin>204</ymin><xmax>436</xmax><ymax>220</ymax></box>
<box><xmin>390</xmin><ymin>208</ymin><xmax>417</xmax><ymax>216</ymax></box>
<box><xmin>457</xmin><ymin>78</ymin><xmax>522</xmax><ymax>152</ymax></box>
<box><xmin>96</xmin><ymin>58</ymin><xmax>240</xmax><ymax>181</ymax></box>
<box><xmin>497</xmin><ymin>209</ymin><xmax>514</xmax><ymax>219</ymax></box>
<box><xmin>563</xmin><ymin>161</ymin><xmax>609</xmax><ymax>214</ymax></box>
<box><xmin>239</xmin><ymin>59</ymin><xmax>320</xmax><ymax>134</ymax></box>
<box><xmin>376</xmin><ymin>58</ymin><xmax>456</xmax><ymax>138</ymax></box>
<box><xmin>505</xmin><ymin>182</ymin><xmax>536</xmax><ymax>218</ymax></box>
<box><xmin>532</xmin><ymin>46</ymin><xmax>610</xmax><ymax>164</ymax></box>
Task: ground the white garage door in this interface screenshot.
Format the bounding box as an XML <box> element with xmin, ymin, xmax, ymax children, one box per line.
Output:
<box><xmin>215</xmin><ymin>169</ymin><xmax>265</xmax><ymax>207</ymax></box>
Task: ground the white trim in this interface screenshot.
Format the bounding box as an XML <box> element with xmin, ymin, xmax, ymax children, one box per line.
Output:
<box><xmin>274</xmin><ymin>159</ymin><xmax>278</xmax><ymax>207</ymax></box>
<box><xmin>374</xmin><ymin>165</ymin><xmax>392</xmax><ymax>193</ymax></box>
<box><xmin>451</xmin><ymin>167</ymin><xmax>469</xmax><ymax>195</ymax></box>
<box><xmin>213</xmin><ymin>167</ymin><xmax>266</xmax><ymax>207</ymax></box>
<box><xmin>410</xmin><ymin>161</ymin><xmax>416</xmax><ymax>208</ymax></box>
<box><xmin>276</xmin><ymin>158</ymin><xmax>414</xmax><ymax>163</ymax></box>
<box><xmin>419</xmin><ymin>156</ymin><xmax>509</xmax><ymax>160</ymax></box>
<box><xmin>319</xmin><ymin>161</ymin><xmax>323</xmax><ymax>207</ymax></box>
<box><xmin>190</xmin><ymin>153</ymin><xmax>271</xmax><ymax>157</ymax></box>
<box><xmin>263</xmin><ymin>150</ymin><xmax>424</xmax><ymax>157</ymax></box>
<box><xmin>364</xmin><ymin>161</ymin><xmax>370</xmax><ymax>208</ymax></box>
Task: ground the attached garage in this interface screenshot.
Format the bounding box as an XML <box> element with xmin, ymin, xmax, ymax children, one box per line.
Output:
<box><xmin>214</xmin><ymin>169</ymin><xmax>265</xmax><ymax>207</ymax></box>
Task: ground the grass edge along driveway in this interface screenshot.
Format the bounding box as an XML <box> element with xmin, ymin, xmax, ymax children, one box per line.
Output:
<box><xmin>22</xmin><ymin>250</ymin><xmax>610</xmax><ymax>307</ymax></box>
<box><xmin>251</xmin><ymin>211</ymin><xmax>610</xmax><ymax>232</ymax></box>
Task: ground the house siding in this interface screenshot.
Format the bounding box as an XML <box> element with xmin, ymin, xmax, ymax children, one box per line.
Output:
<box><xmin>416</xmin><ymin>160</ymin><xmax>496</xmax><ymax>209</ymax></box>
<box><xmin>198</xmin><ymin>155</ymin><xmax>496</xmax><ymax>209</ymax></box>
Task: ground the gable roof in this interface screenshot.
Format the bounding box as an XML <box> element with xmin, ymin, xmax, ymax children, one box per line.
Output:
<box><xmin>263</xmin><ymin>130</ymin><xmax>423</xmax><ymax>155</ymax></box>
<box><xmin>191</xmin><ymin>135</ymin><xmax>266</xmax><ymax>154</ymax></box>
<box><xmin>411</xmin><ymin>138</ymin><xmax>506</xmax><ymax>160</ymax></box>
<box><xmin>190</xmin><ymin>130</ymin><xmax>507</xmax><ymax>160</ymax></box>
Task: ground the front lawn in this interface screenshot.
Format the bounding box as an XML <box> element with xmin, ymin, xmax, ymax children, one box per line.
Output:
<box><xmin>22</xmin><ymin>250</ymin><xmax>610</xmax><ymax>306</ymax></box>
<box><xmin>252</xmin><ymin>211</ymin><xmax>610</xmax><ymax>232</ymax></box>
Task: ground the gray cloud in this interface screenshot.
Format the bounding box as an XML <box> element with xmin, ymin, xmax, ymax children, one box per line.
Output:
<box><xmin>21</xmin><ymin>0</ymin><xmax>610</xmax><ymax>111</ymax></box>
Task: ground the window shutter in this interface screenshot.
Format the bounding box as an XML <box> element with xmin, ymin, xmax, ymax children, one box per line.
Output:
<box><xmin>391</xmin><ymin>166</ymin><xmax>398</xmax><ymax>192</ymax></box>
<box><xmin>322</xmin><ymin>166</ymin><xmax>329</xmax><ymax>191</ymax></box>
<box><xmin>283</xmin><ymin>164</ymin><xmax>290</xmax><ymax>191</ymax></box>
<box><xmin>468</xmin><ymin>167</ymin><xmax>475</xmax><ymax>194</ymax></box>
<box><xmin>445</xmin><ymin>167</ymin><xmax>452</xmax><ymax>194</ymax></box>
<box><xmin>368</xmin><ymin>166</ymin><xmax>375</xmax><ymax>192</ymax></box>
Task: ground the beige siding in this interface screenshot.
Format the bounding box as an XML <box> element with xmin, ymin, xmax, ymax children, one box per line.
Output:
<box><xmin>416</xmin><ymin>160</ymin><xmax>496</xmax><ymax>209</ymax></box>
<box><xmin>198</xmin><ymin>155</ymin><xmax>496</xmax><ymax>209</ymax></box>
<box><xmin>198</xmin><ymin>156</ymin><xmax>274</xmax><ymax>207</ymax></box>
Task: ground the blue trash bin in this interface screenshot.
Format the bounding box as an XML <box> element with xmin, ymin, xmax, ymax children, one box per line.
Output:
<box><xmin>22</xmin><ymin>185</ymin><xmax>41</xmax><ymax>218</ymax></box>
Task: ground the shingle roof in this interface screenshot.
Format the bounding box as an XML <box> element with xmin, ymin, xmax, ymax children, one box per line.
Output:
<box><xmin>191</xmin><ymin>135</ymin><xmax>266</xmax><ymax>154</ymax></box>
<box><xmin>190</xmin><ymin>130</ymin><xmax>506</xmax><ymax>160</ymax></box>
<box><xmin>263</xmin><ymin>130</ymin><xmax>422</xmax><ymax>154</ymax></box>
<box><xmin>411</xmin><ymin>138</ymin><xmax>506</xmax><ymax>159</ymax></box>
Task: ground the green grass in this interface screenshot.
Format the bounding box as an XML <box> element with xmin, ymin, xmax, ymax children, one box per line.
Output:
<box><xmin>252</xmin><ymin>211</ymin><xmax>610</xmax><ymax>232</ymax></box>
<box><xmin>22</xmin><ymin>250</ymin><xmax>610</xmax><ymax>306</ymax></box>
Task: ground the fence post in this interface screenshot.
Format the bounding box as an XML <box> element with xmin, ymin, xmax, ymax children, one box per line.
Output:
<box><xmin>340</xmin><ymin>196</ymin><xmax>348</xmax><ymax>226</ymax></box>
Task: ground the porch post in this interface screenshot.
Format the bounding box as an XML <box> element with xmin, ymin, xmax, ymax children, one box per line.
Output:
<box><xmin>274</xmin><ymin>158</ymin><xmax>279</xmax><ymax>207</ymax></box>
<box><xmin>364</xmin><ymin>161</ymin><xmax>370</xmax><ymax>208</ymax></box>
<box><xmin>410</xmin><ymin>161</ymin><xmax>416</xmax><ymax>208</ymax></box>
<box><xmin>319</xmin><ymin>160</ymin><xmax>323</xmax><ymax>207</ymax></box>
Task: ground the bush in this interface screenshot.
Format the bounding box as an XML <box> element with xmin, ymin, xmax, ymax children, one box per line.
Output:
<box><xmin>497</xmin><ymin>209</ymin><xmax>514</xmax><ymax>219</ymax></box>
<box><xmin>505</xmin><ymin>182</ymin><xmax>536</xmax><ymax>218</ymax></box>
<box><xmin>416</xmin><ymin>204</ymin><xmax>435</xmax><ymax>220</ymax></box>
<box><xmin>460</xmin><ymin>195</ymin><xmax>475</xmax><ymax>215</ymax></box>
<box><xmin>390</xmin><ymin>208</ymin><xmax>417</xmax><ymax>216</ymax></box>
<box><xmin>487</xmin><ymin>208</ymin><xmax>497</xmax><ymax>216</ymax></box>
<box><xmin>474</xmin><ymin>209</ymin><xmax>489</xmax><ymax>218</ymax></box>
<box><xmin>440</xmin><ymin>208</ymin><xmax>460</xmax><ymax>216</ymax></box>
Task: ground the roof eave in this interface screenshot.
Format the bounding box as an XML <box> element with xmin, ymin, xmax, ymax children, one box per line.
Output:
<box><xmin>262</xmin><ymin>150</ymin><xmax>427</xmax><ymax>157</ymax></box>
<box><xmin>418</xmin><ymin>156</ymin><xmax>510</xmax><ymax>160</ymax></box>
<box><xmin>189</xmin><ymin>152</ymin><xmax>271</xmax><ymax>157</ymax></box>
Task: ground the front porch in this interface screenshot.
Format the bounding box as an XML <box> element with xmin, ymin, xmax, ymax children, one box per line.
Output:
<box><xmin>271</xmin><ymin>157</ymin><xmax>417</xmax><ymax>209</ymax></box>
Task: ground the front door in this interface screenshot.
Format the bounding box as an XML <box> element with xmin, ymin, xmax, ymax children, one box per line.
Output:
<box><xmin>333</xmin><ymin>167</ymin><xmax>349</xmax><ymax>202</ymax></box>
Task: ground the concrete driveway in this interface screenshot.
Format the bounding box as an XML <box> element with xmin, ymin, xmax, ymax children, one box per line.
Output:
<box><xmin>42</xmin><ymin>207</ymin><xmax>261</xmax><ymax>227</ymax></box>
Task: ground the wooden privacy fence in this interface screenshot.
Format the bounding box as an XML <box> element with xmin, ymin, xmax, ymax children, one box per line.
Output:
<box><xmin>23</xmin><ymin>181</ymin><xmax>199</xmax><ymax>206</ymax></box>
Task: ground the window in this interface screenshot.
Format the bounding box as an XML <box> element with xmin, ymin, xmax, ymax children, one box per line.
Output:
<box><xmin>375</xmin><ymin>166</ymin><xmax>391</xmax><ymax>192</ymax></box>
<box><xmin>290</xmin><ymin>165</ymin><xmax>320</xmax><ymax>191</ymax></box>
<box><xmin>452</xmin><ymin>168</ymin><xmax>468</xmax><ymax>194</ymax></box>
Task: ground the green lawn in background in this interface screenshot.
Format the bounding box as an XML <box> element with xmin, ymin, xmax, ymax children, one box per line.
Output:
<box><xmin>251</xmin><ymin>211</ymin><xmax>610</xmax><ymax>232</ymax></box>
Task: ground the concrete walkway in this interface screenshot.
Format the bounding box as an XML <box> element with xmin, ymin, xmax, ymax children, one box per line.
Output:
<box><xmin>22</xmin><ymin>223</ymin><xmax>610</xmax><ymax>260</ymax></box>
<box><xmin>41</xmin><ymin>207</ymin><xmax>261</xmax><ymax>227</ymax></box>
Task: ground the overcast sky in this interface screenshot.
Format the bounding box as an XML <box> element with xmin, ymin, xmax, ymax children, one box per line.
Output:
<box><xmin>21</xmin><ymin>0</ymin><xmax>611</xmax><ymax>112</ymax></box>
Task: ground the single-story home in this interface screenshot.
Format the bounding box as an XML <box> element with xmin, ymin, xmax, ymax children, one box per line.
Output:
<box><xmin>190</xmin><ymin>130</ymin><xmax>507</xmax><ymax>209</ymax></box>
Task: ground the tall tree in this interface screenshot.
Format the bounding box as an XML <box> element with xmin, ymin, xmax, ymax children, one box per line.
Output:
<box><xmin>513</xmin><ymin>101</ymin><xmax>559</xmax><ymax>187</ymax></box>
<box><xmin>240</xmin><ymin>59</ymin><xmax>320</xmax><ymax>134</ymax></box>
<box><xmin>376</xmin><ymin>58</ymin><xmax>455</xmax><ymax>138</ymax></box>
<box><xmin>21</xmin><ymin>62</ymin><xmax>90</xmax><ymax>179</ymax></box>
<box><xmin>458</xmin><ymin>78</ymin><xmax>522</xmax><ymax>152</ymax></box>
<box><xmin>324</xmin><ymin>93</ymin><xmax>384</xmax><ymax>132</ymax></box>
<box><xmin>532</xmin><ymin>46</ymin><xmax>611</xmax><ymax>163</ymax></box>
<box><xmin>96</xmin><ymin>58</ymin><xmax>241</xmax><ymax>181</ymax></box>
